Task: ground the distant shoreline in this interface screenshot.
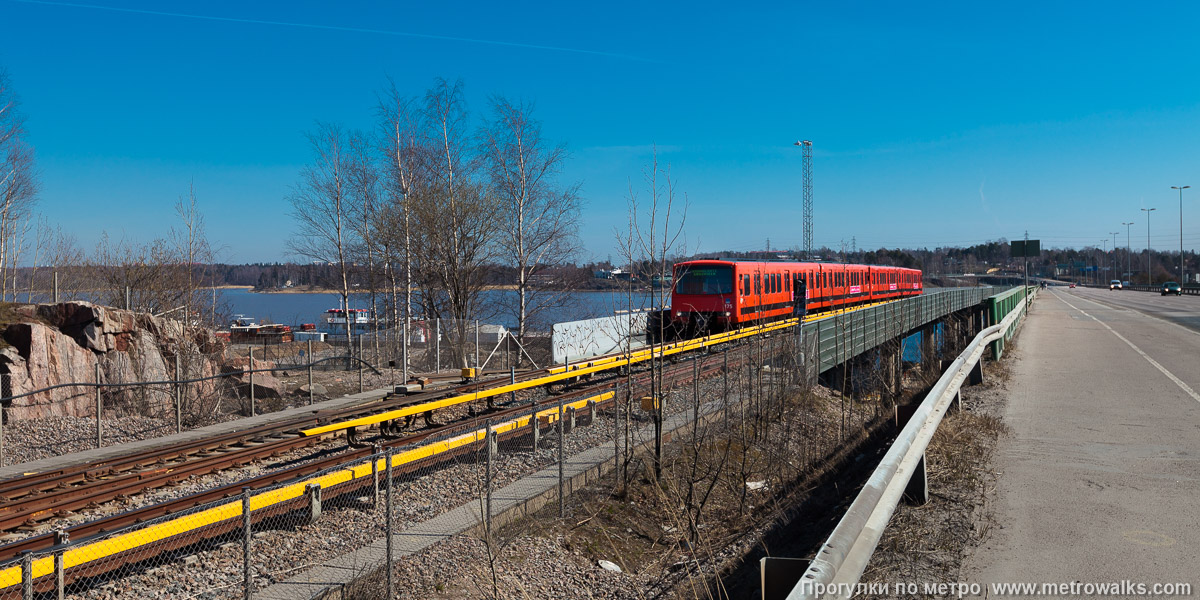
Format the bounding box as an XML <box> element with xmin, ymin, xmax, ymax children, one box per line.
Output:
<box><xmin>246</xmin><ymin>283</ymin><xmax>645</xmax><ymax>295</ymax></box>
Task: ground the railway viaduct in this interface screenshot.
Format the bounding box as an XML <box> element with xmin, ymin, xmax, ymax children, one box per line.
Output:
<box><xmin>0</xmin><ymin>284</ymin><xmax>1194</xmax><ymax>599</ymax></box>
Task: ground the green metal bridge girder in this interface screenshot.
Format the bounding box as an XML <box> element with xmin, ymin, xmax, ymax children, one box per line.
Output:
<box><xmin>802</xmin><ymin>287</ymin><xmax>1008</xmax><ymax>375</ymax></box>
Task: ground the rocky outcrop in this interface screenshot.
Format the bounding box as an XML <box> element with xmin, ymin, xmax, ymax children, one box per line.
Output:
<box><xmin>0</xmin><ymin>302</ymin><xmax>228</xmax><ymax>420</ymax></box>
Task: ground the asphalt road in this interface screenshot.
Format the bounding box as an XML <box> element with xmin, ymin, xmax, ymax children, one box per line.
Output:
<box><xmin>1072</xmin><ymin>285</ymin><xmax>1200</xmax><ymax>332</ymax></box>
<box><xmin>960</xmin><ymin>287</ymin><xmax>1200</xmax><ymax>594</ymax></box>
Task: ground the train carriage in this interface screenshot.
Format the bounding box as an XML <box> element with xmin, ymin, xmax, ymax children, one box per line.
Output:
<box><xmin>670</xmin><ymin>259</ymin><xmax>922</xmax><ymax>335</ymax></box>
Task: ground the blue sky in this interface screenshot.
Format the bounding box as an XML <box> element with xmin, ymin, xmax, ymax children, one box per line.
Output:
<box><xmin>3</xmin><ymin>1</ymin><xmax>1200</xmax><ymax>263</ymax></box>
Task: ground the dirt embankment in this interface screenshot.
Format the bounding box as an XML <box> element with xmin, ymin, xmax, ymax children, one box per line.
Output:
<box><xmin>856</xmin><ymin>350</ymin><xmax>1015</xmax><ymax>598</ymax></box>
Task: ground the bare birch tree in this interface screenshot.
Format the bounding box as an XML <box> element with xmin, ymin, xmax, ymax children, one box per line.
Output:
<box><xmin>480</xmin><ymin>96</ymin><xmax>581</xmax><ymax>358</ymax></box>
<box><xmin>376</xmin><ymin>82</ymin><xmax>426</xmax><ymax>379</ymax></box>
<box><xmin>0</xmin><ymin>68</ymin><xmax>38</xmax><ymax>301</ymax></box>
<box><xmin>287</xmin><ymin>123</ymin><xmax>363</xmax><ymax>350</ymax></box>
<box><xmin>414</xmin><ymin>79</ymin><xmax>498</xmax><ymax>368</ymax></box>
<box><xmin>29</xmin><ymin>217</ymin><xmax>85</xmax><ymax>301</ymax></box>
<box><xmin>169</xmin><ymin>182</ymin><xmax>218</xmax><ymax>325</ymax></box>
<box><xmin>346</xmin><ymin>134</ymin><xmax>383</xmax><ymax>359</ymax></box>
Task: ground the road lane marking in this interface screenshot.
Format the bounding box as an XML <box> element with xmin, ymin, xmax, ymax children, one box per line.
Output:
<box><xmin>1055</xmin><ymin>292</ymin><xmax>1200</xmax><ymax>405</ymax></box>
<box><xmin>1067</xmin><ymin>291</ymin><xmax>1200</xmax><ymax>338</ymax></box>
<box><xmin>1122</xmin><ymin>529</ymin><xmax>1176</xmax><ymax>547</ymax></box>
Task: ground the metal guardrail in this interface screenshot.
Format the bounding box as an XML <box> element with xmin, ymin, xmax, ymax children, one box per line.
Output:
<box><xmin>986</xmin><ymin>286</ymin><xmax>1035</xmax><ymax>359</ymax></box>
<box><xmin>780</xmin><ymin>287</ymin><xmax>1036</xmax><ymax>600</ymax></box>
<box><xmin>1116</xmin><ymin>283</ymin><xmax>1200</xmax><ymax>295</ymax></box>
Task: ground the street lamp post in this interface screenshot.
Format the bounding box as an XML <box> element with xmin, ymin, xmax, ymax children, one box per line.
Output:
<box><xmin>1172</xmin><ymin>186</ymin><xmax>1189</xmax><ymax>284</ymax></box>
<box><xmin>1123</xmin><ymin>221</ymin><xmax>1135</xmax><ymax>283</ymax></box>
<box><xmin>1142</xmin><ymin>208</ymin><xmax>1157</xmax><ymax>285</ymax></box>
<box><xmin>1101</xmin><ymin>240</ymin><xmax>1108</xmax><ymax>285</ymax></box>
<box><xmin>1110</xmin><ymin>232</ymin><xmax>1119</xmax><ymax>283</ymax></box>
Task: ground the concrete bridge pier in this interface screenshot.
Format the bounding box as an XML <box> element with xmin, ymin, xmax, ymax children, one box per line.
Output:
<box><xmin>920</xmin><ymin>322</ymin><xmax>940</xmax><ymax>374</ymax></box>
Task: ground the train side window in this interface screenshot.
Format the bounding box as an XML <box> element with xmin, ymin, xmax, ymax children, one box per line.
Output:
<box><xmin>774</xmin><ymin>274</ymin><xmax>780</xmax><ymax>293</ymax></box>
<box><xmin>785</xmin><ymin>273</ymin><xmax>790</xmax><ymax>292</ymax></box>
<box><xmin>755</xmin><ymin>274</ymin><xmax>762</xmax><ymax>294</ymax></box>
<box><xmin>741</xmin><ymin>274</ymin><xmax>750</xmax><ymax>295</ymax></box>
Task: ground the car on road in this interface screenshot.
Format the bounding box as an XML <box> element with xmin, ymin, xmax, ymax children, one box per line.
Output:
<box><xmin>1161</xmin><ymin>281</ymin><xmax>1182</xmax><ymax>296</ymax></box>
<box><xmin>1110</xmin><ymin>279</ymin><xmax>1122</xmax><ymax>290</ymax></box>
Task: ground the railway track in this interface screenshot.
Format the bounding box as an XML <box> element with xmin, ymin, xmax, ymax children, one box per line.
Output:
<box><xmin>0</xmin><ymin>341</ymin><xmax>757</xmax><ymax>597</ymax></box>
<box><xmin>0</xmin><ymin>364</ymin><xmax>568</xmax><ymax>535</ymax></box>
<box><xmin>0</xmin><ymin>299</ymin><xmax>880</xmax><ymax>600</ymax></box>
<box><xmin>0</xmin><ymin>309</ymin><xmax>823</xmax><ymax>557</ymax></box>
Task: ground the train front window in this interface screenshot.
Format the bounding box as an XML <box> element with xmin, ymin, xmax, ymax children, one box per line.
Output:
<box><xmin>675</xmin><ymin>266</ymin><xmax>734</xmax><ymax>295</ymax></box>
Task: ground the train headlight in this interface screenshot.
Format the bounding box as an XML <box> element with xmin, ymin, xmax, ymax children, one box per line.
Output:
<box><xmin>723</xmin><ymin>311</ymin><xmax>730</xmax><ymax>317</ymax></box>
<box><xmin>675</xmin><ymin>311</ymin><xmax>682</xmax><ymax>317</ymax></box>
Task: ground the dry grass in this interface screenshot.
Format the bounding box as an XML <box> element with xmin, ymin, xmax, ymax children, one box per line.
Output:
<box><xmin>857</xmin><ymin>344</ymin><xmax>1017</xmax><ymax>598</ymax></box>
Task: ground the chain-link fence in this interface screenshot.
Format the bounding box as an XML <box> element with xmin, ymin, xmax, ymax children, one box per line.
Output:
<box><xmin>0</xmin><ymin>308</ymin><xmax>965</xmax><ymax>599</ymax></box>
<box><xmin>0</xmin><ymin>348</ymin><xmax>392</xmax><ymax>468</ymax></box>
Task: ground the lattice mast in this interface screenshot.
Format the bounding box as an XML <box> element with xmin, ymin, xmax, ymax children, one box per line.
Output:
<box><xmin>796</xmin><ymin>140</ymin><xmax>814</xmax><ymax>259</ymax></box>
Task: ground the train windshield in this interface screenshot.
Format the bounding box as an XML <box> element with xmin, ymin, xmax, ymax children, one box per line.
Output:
<box><xmin>674</xmin><ymin>266</ymin><xmax>734</xmax><ymax>295</ymax></box>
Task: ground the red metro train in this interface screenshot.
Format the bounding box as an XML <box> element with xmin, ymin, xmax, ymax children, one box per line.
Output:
<box><xmin>669</xmin><ymin>259</ymin><xmax>923</xmax><ymax>335</ymax></box>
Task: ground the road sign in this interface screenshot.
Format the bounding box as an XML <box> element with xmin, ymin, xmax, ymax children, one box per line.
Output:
<box><xmin>1011</xmin><ymin>240</ymin><xmax>1041</xmax><ymax>257</ymax></box>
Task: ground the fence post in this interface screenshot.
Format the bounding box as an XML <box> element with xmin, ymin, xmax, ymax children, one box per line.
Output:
<box><xmin>475</xmin><ymin>319</ymin><xmax>480</xmax><ymax>369</ymax></box>
<box><xmin>435</xmin><ymin>318</ymin><xmax>441</xmax><ymax>373</ymax></box>
<box><xmin>510</xmin><ymin>366</ymin><xmax>516</xmax><ymax>404</ymax></box>
<box><xmin>53</xmin><ymin>530</ymin><xmax>67</xmax><ymax>600</ymax></box>
<box><xmin>307</xmin><ymin>340</ymin><xmax>314</xmax><ymax>405</ymax></box>
<box><xmin>54</xmin><ymin>549</ymin><xmax>64</xmax><ymax>600</ymax></box>
<box><xmin>558</xmin><ymin>394</ymin><xmax>565</xmax><ymax>518</ymax></box>
<box><xmin>174</xmin><ymin>359</ymin><xmax>182</xmax><ymax>434</ymax></box>
<box><xmin>372</xmin><ymin>443</ymin><xmax>381</xmax><ymax>509</ymax></box>
<box><xmin>723</xmin><ymin>349</ymin><xmax>730</xmax><ymax>427</ymax></box>
<box><xmin>401</xmin><ymin>315</ymin><xmax>409</xmax><ymax>384</ymax></box>
<box><xmin>385</xmin><ymin>447</ymin><xmax>394</xmax><ymax>598</ymax></box>
<box><xmin>358</xmin><ymin>335</ymin><xmax>364</xmax><ymax>394</ymax></box>
<box><xmin>0</xmin><ymin>374</ymin><xmax>6</xmax><ymax>467</ymax></box>
<box><xmin>53</xmin><ymin>271</ymin><xmax>59</xmax><ymax>304</ymax></box>
<box><xmin>94</xmin><ymin>364</ymin><xmax>102</xmax><ymax>449</ymax></box>
<box><xmin>613</xmin><ymin>385</ymin><xmax>620</xmax><ymax>486</ymax></box>
<box><xmin>242</xmin><ymin>487</ymin><xmax>252</xmax><ymax>600</ymax></box>
<box><xmin>485</xmin><ymin>421</ymin><xmax>494</xmax><ymax>534</ymax></box>
<box><xmin>124</xmin><ymin>285</ymin><xmax>130</xmax><ymax>311</ymax></box>
<box><xmin>20</xmin><ymin>551</ymin><xmax>31</xmax><ymax>600</ymax></box>
<box><xmin>248</xmin><ymin>347</ymin><xmax>255</xmax><ymax>417</ymax></box>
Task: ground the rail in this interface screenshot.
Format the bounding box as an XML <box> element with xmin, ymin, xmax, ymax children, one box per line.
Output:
<box><xmin>777</xmin><ymin>287</ymin><xmax>1037</xmax><ymax>600</ymax></box>
<box><xmin>299</xmin><ymin>315</ymin><xmax>805</xmax><ymax>437</ymax></box>
<box><xmin>0</xmin><ymin>389</ymin><xmax>616</xmax><ymax>594</ymax></box>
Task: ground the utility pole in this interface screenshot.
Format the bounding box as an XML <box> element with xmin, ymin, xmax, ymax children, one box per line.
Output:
<box><xmin>795</xmin><ymin>140</ymin><xmax>813</xmax><ymax>259</ymax></box>
<box><xmin>1123</xmin><ymin>221</ymin><xmax>1135</xmax><ymax>282</ymax></box>
<box><xmin>1142</xmin><ymin>208</ymin><xmax>1157</xmax><ymax>285</ymax></box>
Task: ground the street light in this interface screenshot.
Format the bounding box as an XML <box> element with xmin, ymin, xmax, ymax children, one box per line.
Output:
<box><xmin>1101</xmin><ymin>240</ymin><xmax>1108</xmax><ymax>285</ymax></box>
<box><xmin>1142</xmin><ymin>208</ymin><xmax>1157</xmax><ymax>285</ymax></box>
<box><xmin>1123</xmin><ymin>221</ymin><xmax>1135</xmax><ymax>283</ymax></box>
<box><xmin>1110</xmin><ymin>232</ymin><xmax>1119</xmax><ymax>283</ymax></box>
<box><xmin>1172</xmin><ymin>186</ymin><xmax>1189</xmax><ymax>283</ymax></box>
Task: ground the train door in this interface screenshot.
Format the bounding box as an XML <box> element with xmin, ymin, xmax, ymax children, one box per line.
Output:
<box><xmin>793</xmin><ymin>272</ymin><xmax>807</xmax><ymax>317</ymax></box>
<box><xmin>754</xmin><ymin>270</ymin><xmax>763</xmax><ymax>322</ymax></box>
